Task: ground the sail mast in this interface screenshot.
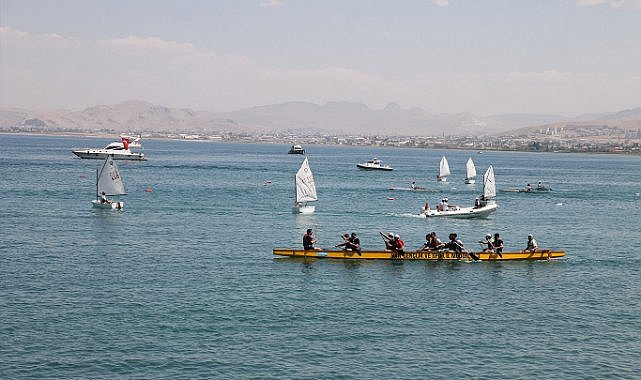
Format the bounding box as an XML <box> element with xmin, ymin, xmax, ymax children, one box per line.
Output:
<box><xmin>466</xmin><ymin>158</ymin><xmax>476</xmax><ymax>179</ymax></box>
<box><xmin>440</xmin><ymin>156</ymin><xmax>450</xmax><ymax>178</ymax></box>
<box><xmin>483</xmin><ymin>165</ymin><xmax>496</xmax><ymax>199</ymax></box>
<box><xmin>97</xmin><ymin>155</ymin><xmax>126</xmax><ymax>196</ymax></box>
<box><xmin>295</xmin><ymin>157</ymin><xmax>317</xmax><ymax>203</ymax></box>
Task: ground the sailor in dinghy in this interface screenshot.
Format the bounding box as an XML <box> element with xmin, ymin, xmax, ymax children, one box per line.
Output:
<box><xmin>293</xmin><ymin>157</ymin><xmax>318</xmax><ymax>213</ymax></box>
<box><xmin>91</xmin><ymin>154</ymin><xmax>126</xmax><ymax>210</ymax></box>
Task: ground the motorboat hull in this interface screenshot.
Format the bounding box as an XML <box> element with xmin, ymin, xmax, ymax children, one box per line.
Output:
<box><xmin>91</xmin><ymin>200</ymin><xmax>125</xmax><ymax>209</ymax></box>
<box><xmin>273</xmin><ymin>248</ymin><xmax>565</xmax><ymax>261</ymax></box>
<box><xmin>356</xmin><ymin>164</ymin><xmax>393</xmax><ymax>171</ymax></box>
<box><xmin>421</xmin><ymin>202</ymin><xmax>498</xmax><ymax>218</ymax></box>
<box><xmin>293</xmin><ymin>205</ymin><xmax>315</xmax><ymax>214</ymax></box>
<box><xmin>73</xmin><ymin>149</ymin><xmax>146</xmax><ymax>161</ymax></box>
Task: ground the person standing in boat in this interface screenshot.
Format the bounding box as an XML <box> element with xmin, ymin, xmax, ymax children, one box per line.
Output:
<box><xmin>525</xmin><ymin>234</ymin><xmax>538</xmax><ymax>252</ymax></box>
<box><xmin>303</xmin><ymin>228</ymin><xmax>319</xmax><ymax>251</ymax></box>
<box><xmin>474</xmin><ymin>197</ymin><xmax>481</xmax><ymax>208</ymax></box>
<box><xmin>492</xmin><ymin>233</ymin><xmax>504</xmax><ymax>258</ymax></box>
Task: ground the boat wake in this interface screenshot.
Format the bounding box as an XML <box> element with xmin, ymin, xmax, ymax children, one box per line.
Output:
<box><xmin>389</xmin><ymin>212</ymin><xmax>426</xmax><ymax>219</ymax></box>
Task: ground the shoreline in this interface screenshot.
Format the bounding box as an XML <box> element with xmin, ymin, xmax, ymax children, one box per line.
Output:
<box><xmin>2</xmin><ymin>130</ymin><xmax>639</xmax><ymax>155</ymax></box>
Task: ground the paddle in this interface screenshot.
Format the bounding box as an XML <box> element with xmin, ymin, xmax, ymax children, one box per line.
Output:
<box><xmin>449</xmin><ymin>239</ymin><xmax>479</xmax><ymax>261</ymax></box>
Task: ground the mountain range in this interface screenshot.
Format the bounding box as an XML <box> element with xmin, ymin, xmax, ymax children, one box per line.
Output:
<box><xmin>1</xmin><ymin>100</ymin><xmax>640</xmax><ymax>136</ymax></box>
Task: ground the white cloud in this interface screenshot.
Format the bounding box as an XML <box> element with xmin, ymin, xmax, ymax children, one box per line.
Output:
<box><xmin>0</xmin><ymin>28</ymin><xmax>417</xmax><ymax>112</ymax></box>
<box><xmin>1</xmin><ymin>27</ymin><xmax>640</xmax><ymax>115</ymax></box>
<box><xmin>97</xmin><ymin>35</ymin><xmax>195</xmax><ymax>53</ymax></box>
<box><xmin>575</xmin><ymin>0</ymin><xmax>641</xmax><ymax>10</ymax></box>
<box><xmin>260</xmin><ymin>0</ymin><xmax>285</xmax><ymax>7</ymax></box>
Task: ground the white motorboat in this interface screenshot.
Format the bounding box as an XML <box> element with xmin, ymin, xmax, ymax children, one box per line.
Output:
<box><xmin>288</xmin><ymin>144</ymin><xmax>305</xmax><ymax>154</ymax></box>
<box><xmin>464</xmin><ymin>157</ymin><xmax>477</xmax><ymax>184</ymax></box>
<box><xmin>293</xmin><ymin>157</ymin><xmax>317</xmax><ymax>213</ymax></box>
<box><xmin>421</xmin><ymin>165</ymin><xmax>498</xmax><ymax>218</ymax></box>
<box><xmin>91</xmin><ymin>154</ymin><xmax>126</xmax><ymax>210</ymax></box>
<box><xmin>73</xmin><ymin>135</ymin><xmax>146</xmax><ymax>160</ymax></box>
<box><xmin>356</xmin><ymin>158</ymin><xmax>393</xmax><ymax>171</ymax></box>
<box><xmin>436</xmin><ymin>156</ymin><xmax>450</xmax><ymax>181</ymax></box>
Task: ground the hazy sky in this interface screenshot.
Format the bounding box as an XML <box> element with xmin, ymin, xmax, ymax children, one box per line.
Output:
<box><xmin>1</xmin><ymin>0</ymin><xmax>640</xmax><ymax>116</ymax></box>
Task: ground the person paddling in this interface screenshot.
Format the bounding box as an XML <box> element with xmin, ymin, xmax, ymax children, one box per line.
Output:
<box><xmin>479</xmin><ymin>233</ymin><xmax>494</xmax><ymax>252</ymax></box>
<box><xmin>447</xmin><ymin>233</ymin><xmax>465</xmax><ymax>253</ymax></box>
<box><xmin>380</xmin><ymin>231</ymin><xmax>395</xmax><ymax>251</ymax></box>
<box><xmin>448</xmin><ymin>233</ymin><xmax>479</xmax><ymax>261</ymax></box>
<box><xmin>392</xmin><ymin>234</ymin><xmax>405</xmax><ymax>258</ymax></box>
<box><xmin>336</xmin><ymin>232</ymin><xmax>361</xmax><ymax>255</ymax></box>
<box><xmin>524</xmin><ymin>234</ymin><xmax>538</xmax><ymax>252</ymax></box>
<box><xmin>492</xmin><ymin>233</ymin><xmax>504</xmax><ymax>258</ymax></box>
<box><xmin>303</xmin><ymin>228</ymin><xmax>320</xmax><ymax>251</ymax></box>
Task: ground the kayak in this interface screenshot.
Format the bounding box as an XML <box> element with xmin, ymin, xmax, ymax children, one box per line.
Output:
<box><xmin>273</xmin><ymin>248</ymin><xmax>565</xmax><ymax>261</ymax></box>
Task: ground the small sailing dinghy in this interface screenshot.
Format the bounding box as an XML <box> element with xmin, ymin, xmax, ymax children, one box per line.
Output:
<box><xmin>437</xmin><ymin>156</ymin><xmax>450</xmax><ymax>182</ymax></box>
<box><xmin>293</xmin><ymin>157</ymin><xmax>317</xmax><ymax>214</ymax></box>
<box><xmin>91</xmin><ymin>154</ymin><xmax>125</xmax><ymax>209</ymax></box>
<box><xmin>464</xmin><ymin>157</ymin><xmax>477</xmax><ymax>184</ymax></box>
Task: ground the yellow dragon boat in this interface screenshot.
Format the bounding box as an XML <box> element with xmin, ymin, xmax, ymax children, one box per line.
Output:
<box><xmin>273</xmin><ymin>248</ymin><xmax>565</xmax><ymax>261</ymax></box>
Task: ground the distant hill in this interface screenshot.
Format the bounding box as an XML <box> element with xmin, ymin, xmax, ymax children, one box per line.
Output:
<box><xmin>1</xmin><ymin>100</ymin><xmax>640</xmax><ymax>137</ymax></box>
<box><xmin>497</xmin><ymin>106</ymin><xmax>641</xmax><ymax>140</ymax></box>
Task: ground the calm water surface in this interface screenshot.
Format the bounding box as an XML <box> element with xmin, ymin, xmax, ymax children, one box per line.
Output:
<box><xmin>1</xmin><ymin>134</ymin><xmax>640</xmax><ymax>379</ymax></box>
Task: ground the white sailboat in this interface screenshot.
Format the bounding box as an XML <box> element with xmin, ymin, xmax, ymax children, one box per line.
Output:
<box><xmin>91</xmin><ymin>154</ymin><xmax>126</xmax><ymax>209</ymax></box>
<box><xmin>464</xmin><ymin>157</ymin><xmax>477</xmax><ymax>184</ymax></box>
<box><xmin>482</xmin><ymin>165</ymin><xmax>497</xmax><ymax>201</ymax></box>
<box><xmin>421</xmin><ymin>164</ymin><xmax>497</xmax><ymax>218</ymax></box>
<box><xmin>294</xmin><ymin>157</ymin><xmax>317</xmax><ymax>214</ymax></box>
<box><xmin>437</xmin><ymin>156</ymin><xmax>450</xmax><ymax>182</ymax></box>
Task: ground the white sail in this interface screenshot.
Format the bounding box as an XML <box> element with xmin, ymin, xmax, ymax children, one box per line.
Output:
<box><xmin>97</xmin><ymin>155</ymin><xmax>126</xmax><ymax>196</ymax></box>
<box><xmin>439</xmin><ymin>156</ymin><xmax>451</xmax><ymax>178</ymax></box>
<box><xmin>465</xmin><ymin>158</ymin><xmax>477</xmax><ymax>179</ymax></box>
<box><xmin>295</xmin><ymin>157</ymin><xmax>317</xmax><ymax>203</ymax></box>
<box><xmin>483</xmin><ymin>165</ymin><xmax>496</xmax><ymax>199</ymax></box>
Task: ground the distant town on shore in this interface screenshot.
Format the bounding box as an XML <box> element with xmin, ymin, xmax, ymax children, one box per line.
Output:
<box><xmin>2</xmin><ymin>100</ymin><xmax>640</xmax><ymax>154</ymax></box>
<box><xmin>4</xmin><ymin>127</ymin><xmax>641</xmax><ymax>155</ymax></box>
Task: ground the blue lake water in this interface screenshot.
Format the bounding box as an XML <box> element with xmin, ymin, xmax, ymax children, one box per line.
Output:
<box><xmin>1</xmin><ymin>134</ymin><xmax>640</xmax><ymax>378</ymax></box>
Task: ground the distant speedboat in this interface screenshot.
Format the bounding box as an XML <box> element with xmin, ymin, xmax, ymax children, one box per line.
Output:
<box><xmin>288</xmin><ymin>144</ymin><xmax>305</xmax><ymax>154</ymax></box>
<box><xmin>357</xmin><ymin>158</ymin><xmax>393</xmax><ymax>171</ymax></box>
<box><xmin>72</xmin><ymin>135</ymin><xmax>146</xmax><ymax>161</ymax></box>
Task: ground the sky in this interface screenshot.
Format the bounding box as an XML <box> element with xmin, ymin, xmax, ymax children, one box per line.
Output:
<box><xmin>1</xmin><ymin>0</ymin><xmax>640</xmax><ymax>116</ymax></box>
